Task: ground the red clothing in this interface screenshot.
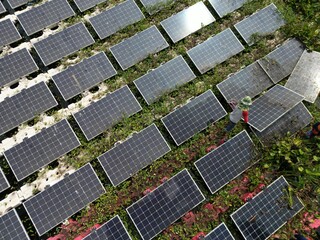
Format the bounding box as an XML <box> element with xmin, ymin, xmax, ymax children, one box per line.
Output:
<box><xmin>242</xmin><ymin>110</ymin><xmax>249</xmax><ymax>123</ymax></box>
<box><xmin>312</xmin><ymin>122</ymin><xmax>320</xmax><ymax>136</ymax></box>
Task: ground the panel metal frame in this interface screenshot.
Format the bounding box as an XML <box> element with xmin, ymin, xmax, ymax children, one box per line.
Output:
<box><xmin>0</xmin><ymin>167</ymin><xmax>10</xmax><ymax>193</ymax></box>
<box><xmin>0</xmin><ymin>209</ymin><xmax>30</xmax><ymax>240</ymax></box>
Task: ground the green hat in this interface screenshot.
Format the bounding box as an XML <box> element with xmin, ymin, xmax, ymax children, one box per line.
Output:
<box><xmin>239</xmin><ymin>96</ymin><xmax>252</xmax><ymax>110</ymax></box>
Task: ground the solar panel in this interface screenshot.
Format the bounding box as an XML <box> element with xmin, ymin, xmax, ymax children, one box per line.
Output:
<box><xmin>234</xmin><ymin>3</ymin><xmax>285</xmax><ymax>46</ymax></box>
<box><xmin>217</xmin><ymin>61</ymin><xmax>273</xmax><ymax>103</ymax></box>
<box><xmin>127</xmin><ymin>169</ymin><xmax>205</xmax><ymax>240</ymax></box>
<box><xmin>248</xmin><ymin>84</ymin><xmax>304</xmax><ymax>132</ymax></box>
<box><xmin>285</xmin><ymin>50</ymin><xmax>320</xmax><ymax>103</ymax></box>
<box><xmin>133</xmin><ymin>55</ymin><xmax>196</xmax><ymax>105</ymax></box>
<box><xmin>83</xmin><ymin>215</ymin><xmax>132</xmax><ymax>240</ymax></box>
<box><xmin>0</xmin><ymin>209</ymin><xmax>30</xmax><ymax>240</ymax></box>
<box><xmin>160</xmin><ymin>2</ymin><xmax>215</xmax><ymax>43</ymax></box>
<box><xmin>17</xmin><ymin>0</ymin><xmax>75</xmax><ymax>36</ymax></box>
<box><xmin>0</xmin><ymin>19</ymin><xmax>22</xmax><ymax>48</ymax></box>
<box><xmin>0</xmin><ymin>48</ymin><xmax>39</xmax><ymax>88</ymax></box>
<box><xmin>73</xmin><ymin>85</ymin><xmax>142</xmax><ymax>140</ymax></box>
<box><xmin>139</xmin><ymin>0</ymin><xmax>173</xmax><ymax>14</ymax></box>
<box><xmin>231</xmin><ymin>176</ymin><xmax>304</xmax><ymax>240</ymax></box>
<box><xmin>110</xmin><ymin>25</ymin><xmax>169</xmax><ymax>70</ymax></box>
<box><xmin>4</xmin><ymin>119</ymin><xmax>81</xmax><ymax>181</ymax></box>
<box><xmin>205</xmin><ymin>223</ymin><xmax>235</xmax><ymax>240</ymax></box>
<box><xmin>187</xmin><ymin>28</ymin><xmax>244</xmax><ymax>74</ymax></box>
<box><xmin>0</xmin><ymin>1</ymin><xmax>6</xmax><ymax>14</ymax></box>
<box><xmin>52</xmin><ymin>52</ymin><xmax>117</xmax><ymax>101</ymax></box>
<box><xmin>89</xmin><ymin>0</ymin><xmax>144</xmax><ymax>40</ymax></box>
<box><xmin>7</xmin><ymin>0</ymin><xmax>28</xmax><ymax>9</ymax></box>
<box><xmin>258</xmin><ymin>38</ymin><xmax>305</xmax><ymax>84</ymax></box>
<box><xmin>0</xmin><ymin>167</ymin><xmax>10</xmax><ymax>193</ymax></box>
<box><xmin>195</xmin><ymin>130</ymin><xmax>256</xmax><ymax>194</ymax></box>
<box><xmin>24</xmin><ymin>163</ymin><xmax>106</xmax><ymax>236</ymax></box>
<box><xmin>33</xmin><ymin>22</ymin><xmax>95</xmax><ymax>66</ymax></box>
<box><xmin>161</xmin><ymin>90</ymin><xmax>227</xmax><ymax>146</ymax></box>
<box><xmin>208</xmin><ymin>0</ymin><xmax>247</xmax><ymax>18</ymax></box>
<box><xmin>98</xmin><ymin>124</ymin><xmax>171</xmax><ymax>186</ymax></box>
<box><xmin>73</xmin><ymin>0</ymin><xmax>106</xmax><ymax>12</ymax></box>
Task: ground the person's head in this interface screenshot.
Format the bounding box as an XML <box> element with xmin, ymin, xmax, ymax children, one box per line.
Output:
<box><xmin>239</xmin><ymin>96</ymin><xmax>252</xmax><ymax>111</ymax></box>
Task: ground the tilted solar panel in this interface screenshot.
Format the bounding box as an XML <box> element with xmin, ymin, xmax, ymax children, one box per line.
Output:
<box><xmin>205</xmin><ymin>223</ymin><xmax>235</xmax><ymax>240</ymax></box>
<box><xmin>74</xmin><ymin>0</ymin><xmax>106</xmax><ymax>12</ymax></box>
<box><xmin>7</xmin><ymin>0</ymin><xmax>29</xmax><ymax>9</ymax></box>
<box><xmin>0</xmin><ymin>167</ymin><xmax>10</xmax><ymax>193</ymax></box>
<box><xmin>0</xmin><ymin>19</ymin><xmax>22</xmax><ymax>48</ymax></box>
<box><xmin>139</xmin><ymin>0</ymin><xmax>174</xmax><ymax>15</ymax></box>
<box><xmin>208</xmin><ymin>0</ymin><xmax>247</xmax><ymax>17</ymax></box>
<box><xmin>0</xmin><ymin>209</ymin><xmax>30</xmax><ymax>240</ymax></box>
<box><xmin>0</xmin><ymin>1</ymin><xmax>6</xmax><ymax>14</ymax></box>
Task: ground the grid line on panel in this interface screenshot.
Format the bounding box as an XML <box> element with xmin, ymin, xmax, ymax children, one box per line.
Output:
<box><xmin>139</xmin><ymin>0</ymin><xmax>173</xmax><ymax>14</ymax></box>
<box><xmin>0</xmin><ymin>210</ymin><xmax>30</xmax><ymax>240</ymax></box>
<box><xmin>231</xmin><ymin>176</ymin><xmax>304</xmax><ymax>240</ymax></box>
<box><xmin>23</xmin><ymin>164</ymin><xmax>106</xmax><ymax>236</ymax></box>
<box><xmin>52</xmin><ymin>52</ymin><xmax>117</xmax><ymax>100</ymax></box>
<box><xmin>0</xmin><ymin>1</ymin><xmax>6</xmax><ymax>14</ymax></box>
<box><xmin>187</xmin><ymin>28</ymin><xmax>244</xmax><ymax>74</ymax></box>
<box><xmin>73</xmin><ymin>85</ymin><xmax>142</xmax><ymax>140</ymax></box>
<box><xmin>74</xmin><ymin>0</ymin><xmax>106</xmax><ymax>12</ymax></box>
<box><xmin>89</xmin><ymin>0</ymin><xmax>144</xmax><ymax>39</ymax></box>
<box><xmin>4</xmin><ymin>119</ymin><xmax>81</xmax><ymax>181</ymax></box>
<box><xmin>127</xmin><ymin>169</ymin><xmax>205</xmax><ymax>240</ymax></box>
<box><xmin>161</xmin><ymin>90</ymin><xmax>227</xmax><ymax>146</ymax></box>
<box><xmin>160</xmin><ymin>2</ymin><xmax>215</xmax><ymax>43</ymax></box>
<box><xmin>0</xmin><ymin>167</ymin><xmax>10</xmax><ymax>193</ymax></box>
<box><xmin>208</xmin><ymin>0</ymin><xmax>247</xmax><ymax>18</ymax></box>
<box><xmin>110</xmin><ymin>25</ymin><xmax>169</xmax><ymax>70</ymax></box>
<box><xmin>7</xmin><ymin>0</ymin><xmax>28</xmax><ymax>8</ymax></box>
<box><xmin>205</xmin><ymin>223</ymin><xmax>235</xmax><ymax>240</ymax></box>
<box><xmin>0</xmin><ymin>19</ymin><xmax>22</xmax><ymax>47</ymax></box>
<box><xmin>98</xmin><ymin>124</ymin><xmax>171</xmax><ymax>186</ymax></box>
<box><xmin>134</xmin><ymin>55</ymin><xmax>196</xmax><ymax>105</ymax></box>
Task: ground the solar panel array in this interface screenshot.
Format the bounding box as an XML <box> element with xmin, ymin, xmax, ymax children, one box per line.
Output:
<box><xmin>110</xmin><ymin>25</ymin><xmax>169</xmax><ymax>70</ymax></box>
<box><xmin>33</xmin><ymin>22</ymin><xmax>95</xmax><ymax>66</ymax></box>
<box><xmin>195</xmin><ymin>130</ymin><xmax>256</xmax><ymax>194</ymax></box>
<box><xmin>208</xmin><ymin>0</ymin><xmax>247</xmax><ymax>17</ymax></box>
<box><xmin>0</xmin><ymin>167</ymin><xmax>10</xmax><ymax>193</ymax></box>
<box><xmin>127</xmin><ymin>169</ymin><xmax>205</xmax><ymax>240</ymax></box>
<box><xmin>0</xmin><ymin>1</ymin><xmax>6</xmax><ymax>14</ymax></box>
<box><xmin>205</xmin><ymin>223</ymin><xmax>235</xmax><ymax>240</ymax></box>
<box><xmin>73</xmin><ymin>85</ymin><xmax>142</xmax><ymax>140</ymax></box>
<box><xmin>217</xmin><ymin>61</ymin><xmax>273</xmax><ymax>103</ymax></box>
<box><xmin>89</xmin><ymin>0</ymin><xmax>144</xmax><ymax>40</ymax></box>
<box><xmin>4</xmin><ymin>119</ymin><xmax>81</xmax><ymax>181</ymax></box>
<box><xmin>0</xmin><ymin>81</ymin><xmax>58</xmax><ymax>136</ymax></box>
<box><xmin>7</xmin><ymin>0</ymin><xmax>28</xmax><ymax>8</ymax></box>
<box><xmin>0</xmin><ymin>48</ymin><xmax>39</xmax><ymax>88</ymax></box>
<box><xmin>234</xmin><ymin>3</ymin><xmax>285</xmax><ymax>46</ymax></box>
<box><xmin>83</xmin><ymin>215</ymin><xmax>132</xmax><ymax>240</ymax></box>
<box><xmin>231</xmin><ymin>176</ymin><xmax>304</xmax><ymax>240</ymax></box>
<box><xmin>187</xmin><ymin>28</ymin><xmax>244</xmax><ymax>74</ymax></box>
<box><xmin>248</xmin><ymin>84</ymin><xmax>304</xmax><ymax>132</ymax></box>
<box><xmin>0</xmin><ymin>209</ymin><xmax>30</xmax><ymax>240</ymax></box>
<box><xmin>160</xmin><ymin>2</ymin><xmax>215</xmax><ymax>43</ymax></box>
<box><xmin>134</xmin><ymin>55</ymin><xmax>196</xmax><ymax>104</ymax></box>
<box><xmin>258</xmin><ymin>38</ymin><xmax>305</xmax><ymax>83</ymax></box>
<box><xmin>0</xmin><ymin>19</ymin><xmax>22</xmax><ymax>47</ymax></box>
<box><xmin>52</xmin><ymin>52</ymin><xmax>117</xmax><ymax>100</ymax></box>
<box><xmin>74</xmin><ymin>0</ymin><xmax>106</xmax><ymax>12</ymax></box>
<box><xmin>98</xmin><ymin>124</ymin><xmax>171</xmax><ymax>186</ymax></box>
<box><xmin>162</xmin><ymin>90</ymin><xmax>227</xmax><ymax>145</ymax></box>
<box><xmin>17</xmin><ymin>0</ymin><xmax>75</xmax><ymax>36</ymax></box>
<box><xmin>285</xmin><ymin>50</ymin><xmax>320</xmax><ymax>103</ymax></box>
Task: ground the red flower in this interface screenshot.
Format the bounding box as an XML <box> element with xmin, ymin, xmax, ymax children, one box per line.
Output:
<box><xmin>241</xmin><ymin>192</ymin><xmax>255</xmax><ymax>202</ymax></box>
<box><xmin>203</xmin><ymin>203</ymin><xmax>214</xmax><ymax>211</ymax></box>
<box><xmin>229</xmin><ymin>185</ymin><xmax>248</xmax><ymax>194</ymax></box>
<box><xmin>182</xmin><ymin>212</ymin><xmax>196</xmax><ymax>226</ymax></box>
<box><xmin>206</xmin><ymin>145</ymin><xmax>217</xmax><ymax>153</ymax></box>
<box><xmin>192</xmin><ymin>232</ymin><xmax>206</xmax><ymax>240</ymax></box>
<box><xmin>143</xmin><ymin>187</ymin><xmax>155</xmax><ymax>195</ymax></box>
<box><xmin>241</xmin><ymin>176</ymin><xmax>250</xmax><ymax>184</ymax></box>
<box><xmin>47</xmin><ymin>234</ymin><xmax>66</xmax><ymax>240</ymax></box>
<box><xmin>309</xmin><ymin>218</ymin><xmax>320</xmax><ymax>229</ymax></box>
<box><xmin>160</xmin><ymin>176</ymin><xmax>169</xmax><ymax>184</ymax></box>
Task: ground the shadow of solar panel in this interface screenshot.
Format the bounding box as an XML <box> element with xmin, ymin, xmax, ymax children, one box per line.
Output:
<box><xmin>52</xmin><ymin>52</ymin><xmax>117</xmax><ymax>100</ymax></box>
<box><xmin>110</xmin><ymin>25</ymin><xmax>169</xmax><ymax>70</ymax></box>
<box><xmin>217</xmin><ymin>62</ymin><xmax>273</xmax><ymax>103</ymax></box>
<box><xmin>7</xmin><ymin>0</ymin><xmax>28</xmax><ymax>9</ymax></box>
<box><xmin>160</xmin><ymin>2</ymin><xmax>215</xmax><ymax>43</ymax></box>
<box><xmin>74</xmin><ymin>0</ymin><xmax>106</xmax><ymax>12</ymax></box>
<box><xmin>134</xmin><ymin>55</ymin><xmax>196</xmax><ymax>105</ymax></box>
<box><xmin>231</xmin><ymin>176</ymin><xmax>304</xmax><ymax>240</ymax></box>
<box><xmin>234</xmin><ymin>3</ymin><xmax>285</xmax><ymax>46</ymax></box>
<box><xmin>248</xmin><ymin>85</ymin><xmax>304</xmax><ymax>132</ymax></box>
<box><xmin>0</xmin><ymin>167</ymin><xmax>10</xmax><ymax>193</ymax></box>
<box><xmin>209</xmin><ymin>0</ymin><xmax>247</xmax><ymax>18</ymax></box>
<box><xmin>0</xmin><ymin>81</ymin><xmax>58</xmax><ymax>136</ymax></box>
<box><xmin>89</xmin><ymin>0</ymin><xmax>144</xmax><ymax>39</ymax></box>
<box><xmin>258</xmin><ymin>38</ymin><xmax>305</xmax><ymax>84</ymax></box>
<box><xmin>98</xmin><ymin>124</ymin><xmax>171</xmax><ymax>186</ymax></box>
<box><xmin>162</xmin><ymin>90</ymin><xmax>227</xmax><ymax>146</ymax></box>
<box><xmin>285</xmin><ymin>50</ymin><xmax>320</xmax><ymax>103</ymax></box>
<box><xmin>0</xmin><ymin>19</ymin><xmax>22</xmax><ymax>48</ymax></box>
<box><xmin>17</xmin><ymin>0</ymin><xmax>75</xmax><ymax>36</ymax></box>
<box><xmin>33</xmin><ymin>22</ymin><xmax>95</xmax><ymax>66</ymax></box>
<box><xmin>0</xmin><ymin>2</ymin><xmax>6</xmax><ymax>14</ymax></box>
<box><xmin>195</xmin><ymin>130</ymin><xmax>257</xmax><ymax>194</ymax></box>
<box><xmin>205</xmin><ymin>223</ymin><xmax>235</xmax><ymax>240</ymax></box>
<box><xmin>127</xmin><ymin>169</ymin><xmax>205</xmax><ymax>240</ymax></box>
<box><xmin>0</xmin><ymin>48</ymin><xmax>39</xmax><ymax>88</ymax></box>
<box><xmin>83</xmin><ymin>215</ymin><xmax>132</xmax><ymax>240</ymax></box>
<box><xmin>4</xmin><ymin>119</ymin><xmax>81</xmax><ymax>181</ymax></box>
<box><xmin>24</xmin><ymin>164</ymin><xmax>105</xmax><ymax>236</ymax></box>
<box><xmin>187</xmin><ymin>28</ymin><xmax>244</xmax><ymax>74</ymax></box>
<box><xmin>0</xmin><ymin>210</ymin><xmax>30</xmax><ymax>240</ymax></box>
<box><xmin>73</xmin><ymin>85</ymin><xmax>142</xmax><ymax>140</ymax></box>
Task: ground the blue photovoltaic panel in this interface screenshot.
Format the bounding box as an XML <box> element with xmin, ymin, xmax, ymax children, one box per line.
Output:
<box><xmin>0</xmin><ymin>167</ymin><xmax>10</xmax><ymax>193</ymax></box>
<box><xmin>110</xmin><ymin>25</ymin><xmax>169</xmax><ymax>70</ymax></box>
<box><xmin>127</xmin><ymin>169</ymin><xmax>205</xmax><ymax>240</ymax></box>
<box><xmin>0</xmin><ymin>2</ymin><xmax>6</xmax><ymax>14</ymax></box>
<box><xmin>33</xmin><ymin>22</ymin><xmax>95</xmax><ymax>66</ymax></box>
<box><xmin>134</xmin><ymin>55</ymin><xmax>196</xmax><ymax>105</ymax></box>
<box><xmin>161</xmin><ymin>90</ymin><xmax>227</xmax><ymax>146</ymax></box>
<box><xmin>24</xmin><ymin>164</ymin><xmax>106</xmax><ymax>236</ymax></box>
<box><xmin>205</xmin><ymin>223</ymin><xmax>235</xmax><ymax>240</ymax></box>
<box><xmin>0</xmin><ymin>19</ymin><xmax>22</xmax><ymax>48</ymax></box>
<box><xmin>139</xmin><ymin>0</ymin><xmax>174</xmax><ymax>14</ymax></box>
<box><xmin>89</xmin><ymin>0</ymin><xmax>144</xmax><ymax>39</ymax></box>
<box><xmin>187</xmin><ymin>28</ymin><xmax>244</xmax><ymax>74</ymax></box>
<box><xmin>7</xmin><ymin>0</ymin><xmax>28</xmax><ymax>8</ymax></box>
<box><xmin>74</xmin><ymin>0</ymin><xmax>106</xmax><ymax>12</ymax></box>
<box><xmin>234</xmin><ymin>3</ymin><xmax>285</xmax><ymax>46</ymax></box>
<box><xmin>0</xmin><ymin>209</ymin><xmax>30</xmax><ymax>240</ymax></box>
<box><xmin>231</xmin><ymin>176</ymin><xmax>304</xmax><ymax>240</ymax></box>
<box><xmin>208</xmin><ymin>0</ymin><xmax>247</xmax><ymax>17</ymax></box>
<box><xmin>73</xmin><ymin>85</ymin><xmax>142</xmax><ymax>140</ymax></box>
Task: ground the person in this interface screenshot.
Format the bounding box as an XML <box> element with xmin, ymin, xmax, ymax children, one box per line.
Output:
<box><xmin>305</xmin><ymin>122</ymin><xmax>320</xmax><ymax>139</ymax></box>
